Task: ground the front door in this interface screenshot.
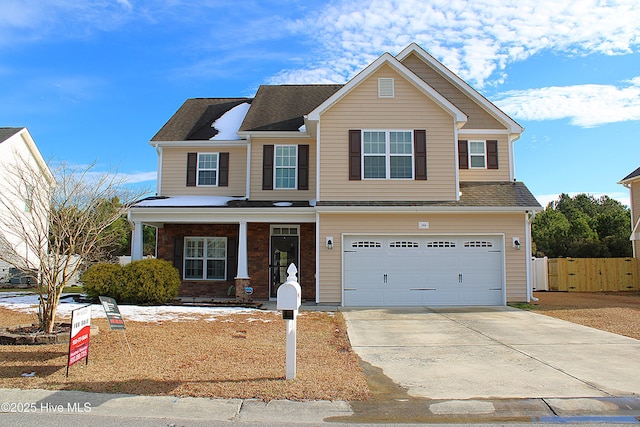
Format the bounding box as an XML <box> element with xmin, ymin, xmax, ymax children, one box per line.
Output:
<box><xmin>270</xmin><ymin>235</ymin><xmax>299</xmax><ymax>298</ymax></box>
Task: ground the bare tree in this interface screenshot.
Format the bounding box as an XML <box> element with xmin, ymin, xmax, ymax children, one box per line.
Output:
<box><xmin>0</xmin><ymin>154</ymin><xmax>148</xmax><ymax>333</ymax></box>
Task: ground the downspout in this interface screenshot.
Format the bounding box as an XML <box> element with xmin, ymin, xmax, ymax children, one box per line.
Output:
<box><xmin>245</xmin><ymin>135</ymin><xmax>252</xmax><ymax>199</ymax></box>
<box><xmin>315</xmin><ymin>120</ymin><xmax>321</xmax><ymax>303</ymax></box>
<box><xmin>509</xmin><ymin>134</ymin><xmax>520</xmax><ymax>182</ymax></box>
<box><xmin>526</xmin><ymin>210</ymin><xmax>538</xmax><ymax>302</ymax></box>
<box><xmin>454</xmin><ymin>119</ymin><xmax>460</xmax><ymax>201</ymax></box>
<box><xmin>154</xmin><ymin>144</ymin><xmax>162</xmax><ymax>195</ymax></box>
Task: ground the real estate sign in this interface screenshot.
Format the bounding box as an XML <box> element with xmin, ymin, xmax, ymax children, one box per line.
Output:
<box><xmin>99</xmin><ymin>296</ymin><xmax>125</xmax><ymax>330</ymax></box>
<box><xmin>67</xmin><ymin>304</ymin><xmax>91</xmax><ymax>370</ymax></box>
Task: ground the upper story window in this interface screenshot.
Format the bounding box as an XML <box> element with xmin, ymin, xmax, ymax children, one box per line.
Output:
<box><xmin>197</xmin><ymin>153</ymin><xmax>219</xmax><ymax>185</ymax></box>
<box><xmin>262</xmin><ymin>144</ymin><xmax>309</xmax><ymax>191</ymax></box>
<box><xmin>274</xmin><ymin>145</ymin><xmax>297</xmax><ymax>189</ymax></box>
<box><xmin>457</xmin><ymin>140</ymin><xmax>498</xmax><ymax>170</ymax></box>
<box><xmin>363</xmin><ymin>130</ymin><xmax>413</xmax><ymax>179</ymax></box>
<box><xmin>469</xmin><ymin>141</ymin><xmax>486</xmax><ymax>169</ymax></box>
<box><xmin>24</xmin><ymin>184</ymin><xmax>34</xmax><ymax>212</ymax></box>
<box><xmin>186</xmin><ymin>152</ymin><xmax>229</xmax><ymax>187</ymax></box>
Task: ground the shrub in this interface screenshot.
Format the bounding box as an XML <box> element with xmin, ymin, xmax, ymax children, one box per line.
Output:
<box><xmin>121</xmin><ymin>258</ymin><xmax>180</xmax><ymax>305</ymax></box>
<box><xmin>81</xmin><ymin>263</ymin><xmax>125</xmax><ymax>301</ymax></box>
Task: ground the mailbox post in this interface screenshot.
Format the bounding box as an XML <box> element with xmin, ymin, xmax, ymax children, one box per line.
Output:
<box><xmin>276</xmin><ymin>263</ymin><xmax>301</xmax><ymax>380</ymax></box>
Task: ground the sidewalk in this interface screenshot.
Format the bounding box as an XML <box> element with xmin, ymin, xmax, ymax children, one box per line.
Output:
<box><xmin>2</xmin><ymin>387</ymin><xmax>640</xmax><ymax>424</ymax></box>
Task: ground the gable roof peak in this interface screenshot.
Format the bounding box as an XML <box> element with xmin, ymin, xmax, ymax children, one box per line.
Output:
<box><xmin>307</xmin><ymin>50</ymin><xmax>467</xmax><ymax>125</ymax></box>
<box><xmin>396</xmin><ymin>43</ymin><xmax>523</xmax><ymax>134</ymax></box>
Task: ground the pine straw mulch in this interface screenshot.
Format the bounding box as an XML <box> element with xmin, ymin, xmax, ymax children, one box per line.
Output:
<box><xmin>0</xmin><ymin>307</ymin><xmax>369</xmax><ymax>401</ymax></box>
<box><xmin>531</xmin><ymin>291</ymin><xmax>640</xmax><ymax>341</ymax></box>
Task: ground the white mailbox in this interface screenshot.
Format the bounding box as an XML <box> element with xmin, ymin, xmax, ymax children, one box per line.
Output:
<box><xmin>277</xmin><ymin>264</ymin><xmax>301</xmax><ymax>311</ymax></box>
<box><xmin>276</xmin><ymin>263</ymin><xmax>301</xmax><ymax>380</ymax></box>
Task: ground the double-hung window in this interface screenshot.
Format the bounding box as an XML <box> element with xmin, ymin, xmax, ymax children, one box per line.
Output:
<box><xmin>363</xmin><ymin>130</ymin><xmax>413</xmax><ymax>179</ymax></box>
<box><xmin>197</xmin><ymin>153</ymin><xmax>219</xmax><ymax>186</ymax></box>
<box><xmin>184</xmin><ymin>237</ymin><xmax>227</xmax><ymax>280</ymax></box>
<box><xmin>469</xmin><ymin>141</ymin><xmax>486</xmax><ymax>169</ymax></box>
<box><xmin>274</xmin><ymin>145</ymin><xmax>297</xmax><ymax>189</ymax></box>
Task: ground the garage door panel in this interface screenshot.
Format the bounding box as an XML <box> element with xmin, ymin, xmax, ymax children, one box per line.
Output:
<box><xmin>343</xmin><ymin>235</ymin><xmax>504</xmax><ymax>307</ymax></box>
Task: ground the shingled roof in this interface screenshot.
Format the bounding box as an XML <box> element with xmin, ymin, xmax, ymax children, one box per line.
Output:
<box><xmin>315</xmin><ymin>182</ymin><xmax>541</xmax><ymax>209</ymax></box>
<box><xmin>620</xmin><ymin>166</ymin><xmax>640</xmax><ymax>183</ymax></box>
<box><xmin>239</xmin><ymin>85</ymin><xmax>343</xmax><ymax>132</ymax></box>
<box><xmin>0</xmin><ymin>127</ymin><xmax>23</xmax><ymax>143</ymax></box>
<box><xmin>151</xmin><ymin>98</ymin><xmax>251</xmax><ymax>141</ymax></box>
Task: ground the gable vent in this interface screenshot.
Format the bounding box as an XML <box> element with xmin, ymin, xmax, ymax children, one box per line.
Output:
<box><xmin>378</xmin><ymin>78</ymin><xmax>394</xmax><ymax>98</ymax></box>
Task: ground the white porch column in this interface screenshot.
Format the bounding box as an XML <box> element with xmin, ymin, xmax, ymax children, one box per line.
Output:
<box><xmin>236</xmin><ymin>221</ymin><xmax>249</xmax><ymax>279</ymax></box>
<box><xmin>131</xmin><ymin>221</ymin><xmax>144</xmax><ymax>261</ymax></box>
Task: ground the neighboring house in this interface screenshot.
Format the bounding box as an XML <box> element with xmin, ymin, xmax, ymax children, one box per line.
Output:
<box><xmin>619</xmin><ymin>166</ymin><xmax>640</xmax><ymax>259</ymax></box>
<box><xmin>0</xmin><ymin>127</ymin><xmax>54</xmax><ymax>286</ymax></box>
<box><xmin>129</xmin><ymin>43</ymin><xmax>541</xmax><ymax>306</ymax></box>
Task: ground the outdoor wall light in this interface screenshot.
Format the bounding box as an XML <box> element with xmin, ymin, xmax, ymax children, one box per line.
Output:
<box><xmin>326</xmin><ymin>236</ymin><xmax>334</xmax><ymax>250</ymax></box>
<box><xmin>512</xmin><ymin>237</ymin><xmax>521</xmax><ymax>250</ymax></box>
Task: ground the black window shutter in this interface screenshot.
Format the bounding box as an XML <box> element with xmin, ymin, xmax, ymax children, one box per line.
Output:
<box><xmin>458</xmin><ymin>141</ymin><xmax>469</xmax><ymax>169</ymax></box>
<box><xmin>349</xmin><ymin>130</ymin><xmax>361</xmax><ymax>180</ymax></box>
<box><xmin>298</xmin><ymin>144</ymin><xmax>309</xmax><ymax>190</ymax></box>
<box><xmin>487</xmin><ymin>140</ymin><xmax>498</xmax><ymax>169</ymax></box>
<box><xmin>414</xmin><ymin>130</ymin><xmax>427</xmax><ymax>180</ymax></box>
<box><xmin>262</xmin><ymin>145</ymin><xmax>274</xmax><ymax>190</ymax></box>
<box><xmin>173</xmin><ymin>237</ymin><xmax>184</xmax><ymax>279</ymax></box>
<box><xmin>226</xmin><ymin>237</ymin><xmax>237</xmax><ymax>281</ymax></box>
<box><xmin>219</xmin><ymin>152</ymin><xmax>229</xmax><ymax>186</ymax></box>
<box><xmin>186</xmin><ymin>153</ymin><xmax>197</xmax><ymax>186</ymax></box>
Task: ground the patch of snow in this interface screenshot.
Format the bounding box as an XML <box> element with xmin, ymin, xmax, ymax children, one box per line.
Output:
<box><xmin>273</xmin><ymin>202</ymin><xmax>293</xmax><ymax>207</ymax></box>
<box><xmin>135</xmin><ymin>195</ymin><xmax>246</xmax><ymax>207</ymax></box>
<box><xmin>298</xmin><ymin>124</ymin><xmax>306</xmax><ymax>132</ymax></box>
<box><xmin>309</xmin><ymin>199</ymin><xmax>317</xmax><ymax>207</ymax></box>
<box><xmin>210</xmin><ymin>103</ymin><xmax>251</xmax><ymax>140</ymax></box>
<box><xmin>0</xmin><ymin>293</ymin><xmax>271</xmax><ymax>323</ymax></box>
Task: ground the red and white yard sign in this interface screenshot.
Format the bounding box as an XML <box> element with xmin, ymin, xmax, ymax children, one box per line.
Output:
<box><xmin>67</xmin><ymin>305</ymin><xmax>91</xmax><ymax>371</ymax></box>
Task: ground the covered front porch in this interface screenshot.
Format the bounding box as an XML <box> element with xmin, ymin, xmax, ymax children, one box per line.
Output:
<box><xmin>128</xmin><ymin>197</ymin><xmax>317</xmax><ymax>301</ymax></box>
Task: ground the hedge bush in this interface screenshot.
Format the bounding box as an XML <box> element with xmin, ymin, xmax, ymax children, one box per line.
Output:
<box><xmin>81</xmin><ymin>263</ymin><xmax>125</xmax><ymax>301</ymax></box>
<box><xmin>122</xmin><ymin>258</ymin><xmax>181</xmax><ymax>305</ymax></box>
<box><xmin>81</xmin><ymin>259</ymin><xmax>180</xmax><ymax>305</ymax></box>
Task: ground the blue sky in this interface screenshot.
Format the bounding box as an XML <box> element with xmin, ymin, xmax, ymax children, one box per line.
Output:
<box><xmin>1</xmin><ymin>0</ymin><xmax>639</xmax><ymax>207</ymax></box>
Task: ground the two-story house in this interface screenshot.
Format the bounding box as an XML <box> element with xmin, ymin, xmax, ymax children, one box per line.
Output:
<box><xmin>0</xmin><ymin>127</ymin><xmax>54</xmax><ymax>285</ymax></box>
<box><xmin>619</xmin><ymin>167</ymin><xmax>640</xmax><ymax>259</ymax></box>
<box><xmin>129</xmin><ymin>43</ymin><xmax>541</xmax><ymax>306</ymax></box>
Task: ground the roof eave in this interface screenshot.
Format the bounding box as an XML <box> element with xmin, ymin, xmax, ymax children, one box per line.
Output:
<box><xmin>236</xmin><ymin>131</ymin><xmax>311</xmax><ymax>139</ymax></box>
<box><xmin>396</xmin><ymin>43</ymin><xmax>523</xmax><ymax>134</ymax></box>
<box><xmin>314</xmin><ymin>205</ymin><xmax>540</xmax><ymax>213</ymax></box>
<box><xmin>149</xmin><ymin>139</ymin><xmax>248</xmax><ymax>147</ymax></box>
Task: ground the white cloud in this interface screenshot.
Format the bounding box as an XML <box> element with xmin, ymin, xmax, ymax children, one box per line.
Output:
<box><xmin>494</xmin><ymin>78</ymin><xmax>640</xmax><ymax>127</ymax></box>
<box><xmin>275</xmin><ymin>0</ymin><xmax>640</xmax><ymax>88</ymax></box>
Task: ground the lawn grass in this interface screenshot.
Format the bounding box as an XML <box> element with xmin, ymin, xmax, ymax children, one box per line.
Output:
<box><xmin>0</xmin><ymin>307</ymin><xmax>370</xmax><ymax>401</ymax></box>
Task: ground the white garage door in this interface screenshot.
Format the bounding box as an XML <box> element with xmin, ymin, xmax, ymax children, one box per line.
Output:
<box><xmin>343</xmin><ymin>235</ymin><xmax>504</xmax><ymax>306</ymax></box>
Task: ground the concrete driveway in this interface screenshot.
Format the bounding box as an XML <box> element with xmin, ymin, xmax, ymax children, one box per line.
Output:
<box><xmin>341</xmin><ymin>306</ymin><xmax>640</xmax><ymax>400</ymax></box>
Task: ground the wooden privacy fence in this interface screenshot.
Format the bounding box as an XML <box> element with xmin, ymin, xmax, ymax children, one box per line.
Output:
<box><xmin>548</xmin><ymin>258</ymin><xmax>639</xmax><ymax>292</ymax></box>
